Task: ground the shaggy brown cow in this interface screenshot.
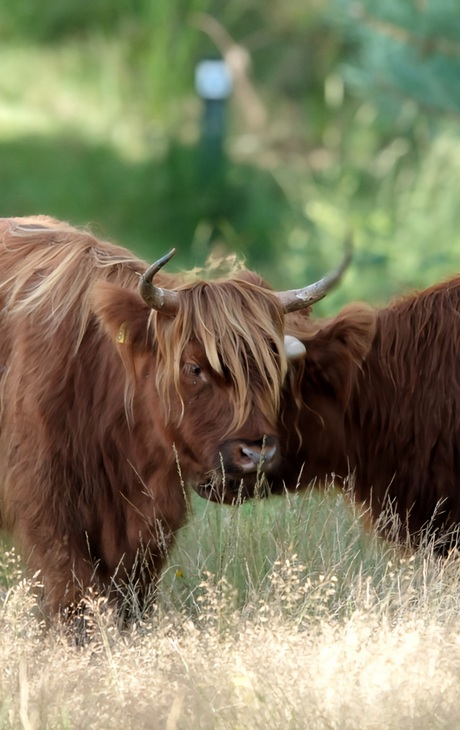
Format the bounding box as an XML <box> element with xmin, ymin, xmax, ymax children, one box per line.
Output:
<box><xmin>204</xmin><ymin>275</ymin><xmax>460</xmax><ymax>549</ymax></box>
<box><xmin>277</xmin><ymin>278</ymin><xmax>460</xmax><ymax>548</ymax></box>
<box><xmin>0</xmin><ymin>214</ymin><xmax>320</xmax><ymax>615</ymax></box>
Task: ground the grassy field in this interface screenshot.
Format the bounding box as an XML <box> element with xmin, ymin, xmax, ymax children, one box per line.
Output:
<box><xmin>1</xmin><ymin>488</ymin><xmax>460</xmax><ymax>729</ymax></box>
<box><xmin>2</xmin><ymin>9</ymin><xmax>460</xmax><ymax>729</ymax></box>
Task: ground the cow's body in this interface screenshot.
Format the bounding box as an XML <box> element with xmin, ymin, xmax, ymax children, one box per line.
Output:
<box><xmin>277</xmin><ymin>277</ymin><xmax>460</xmax><ymax>546</ymax></box>
<box><xmin>0</xmin><ymin>216</ymin><xmax>290</xmax><ymax>613</ymax></box>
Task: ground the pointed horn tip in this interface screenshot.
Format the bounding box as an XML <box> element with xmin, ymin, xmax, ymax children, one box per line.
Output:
<box><xmin>156</xmin><ymin>247</ymin><xmax>176</xmax><ymax>268</ymax></box>
<box><xmin>335</xmin><ymin>240</ymin><xmax>353</xmax><ymax>277</ymax></box>
<box><xmin>276</xmin><ymin>236</ymin><xmax>353</xmax><ymax>313</ymax></box>
<box><xmin>142</xmin><ymin>248</ymin><xmax>177</xmax><ymax>283</ymax></box>
<box><xmin>139</xmin><ymin>248</ymin><xmax>180</xmax><ymax>315</ymax></box>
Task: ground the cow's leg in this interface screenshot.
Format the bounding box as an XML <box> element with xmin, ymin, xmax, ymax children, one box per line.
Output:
<box><xmin>18</xmin><ymin>528</ymin><xmax>98</xmax><ymax>614</ymax></box>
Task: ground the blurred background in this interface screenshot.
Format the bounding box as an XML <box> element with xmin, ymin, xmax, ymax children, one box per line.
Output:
<box><xmin>1</xmin><ymin>0</ymin><xmax>460</xmax><ymax>312</ymax></box>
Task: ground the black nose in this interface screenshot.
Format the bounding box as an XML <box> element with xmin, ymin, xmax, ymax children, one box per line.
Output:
<box><xmin>240</xmin><ymin>443</ymin><xmax>277</xmax><ymax>471</ymax></box>
<box><xmin>218</xmin><ymin>436</ymin><xmax>280</xmax><ymax>476</ymax></box>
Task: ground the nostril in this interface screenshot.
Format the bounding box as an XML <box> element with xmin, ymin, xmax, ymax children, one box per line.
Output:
<box><xmin>241</xmin><ymin>446</ymin><xmax>261</xmax><ymax>464</ymax></box>
<box><xmin>241</xmin><ymin>444</ymin><xmax>277</xmax><ymax>467</ymax></box>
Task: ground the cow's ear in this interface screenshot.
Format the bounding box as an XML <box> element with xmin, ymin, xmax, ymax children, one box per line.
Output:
<box><xmin>91</xmin><ymin>282</ymin><xmax>152</xmax><ymax>351</ymax></box>
<box><xmin>304</xmin><ymin>304</ymin><xmax>376</xmax><ymax>406</ymax></box>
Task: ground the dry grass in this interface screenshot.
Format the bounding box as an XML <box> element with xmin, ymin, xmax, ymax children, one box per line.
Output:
<box><xmin>2</xmin><ymin>491</ymin><xmax>460</xmax><ymax>729</ymax></box>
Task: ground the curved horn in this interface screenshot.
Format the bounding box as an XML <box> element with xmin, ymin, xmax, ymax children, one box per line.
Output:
<box><xmin>139</xmin><ymin>248</ymin><xmax>179</xmax><ymax>315</ymax></box>
<box><xmin>276</xmin><ymin>239</ymin><xmax>353</xmax><ymax>313</ymax></box>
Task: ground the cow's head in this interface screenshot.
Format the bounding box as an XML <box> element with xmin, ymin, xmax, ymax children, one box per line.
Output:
<box><xmin>195</xmin><ymin>300</ymin><xmax>376</xmax><ymax>502</ymax></box>
<box><xmin>92</xmin><ymin>250</ymin><xmax>338</xmax><ymax>496</ymax></box>
<box><xmin>187</xmin><ymin>244</ymin><xmax>360</xmax><ymax>503</ymax></box>
<box><xmin>272</xmin><ymin>303</ymin><xmax>377</xmax><ymax>491</ymax></box>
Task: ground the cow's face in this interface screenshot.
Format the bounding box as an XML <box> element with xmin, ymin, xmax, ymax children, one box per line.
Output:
<box><xmin>91</xmin><ymin>276</ymin><xmax>290</xmax><ymax>494</ymax></box>
<box><xmin>166</xmin><ymin>339</ymin><xmax>282</xmax><ymax>491</ymax></box>
<box><xmin>199</xmin><ymin>303</ymin><xmax>377</xmax><ymax>502</ymax></box>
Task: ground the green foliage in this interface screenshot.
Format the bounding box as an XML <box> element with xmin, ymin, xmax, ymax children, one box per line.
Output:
<box><xmin>0</xmin><ymin>0</ymin><xmax>347</xmax><ymax>281</ymax></box>
<box><xmin>0</xmin><ymin>134</ymin><xmax>297</xmax><ymax>278</ymax></box>
<box><xmin>0</xmin><ymin>1</ymin><xmax>206</xmax><ymax>42</ymax></box>
<box><xmin>1</xmin><ymin>0</ymin><xmax>460</xmax><ymax>307</ymax></box>
<box><xmin>0</xmin><ymin>545</ymin><xmax>24</xmax><ymax>592</ymax></box>
<box><xmin>337</xmin><ymin>0</ymin><xmax>460</xmax><ymax>118</ymax></box>
<box><xmin>0</xmin><ymin>1</ymin><xmax>212</xmax><ymax>123</ymax></box>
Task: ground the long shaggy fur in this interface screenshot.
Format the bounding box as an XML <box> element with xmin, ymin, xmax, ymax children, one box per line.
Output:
<box><xmin>0</xmin><ymin>215</ymin><xmax>287</xmax><ymax>613</ymax></box>
<box><xmin>278</xmin><ymin>277</ymin><xmax>460</xmax><ymax>546</ymax></box>
<box><xmin>152</xmin><ymin>278</ymin><xmax>286</xmax><ymax>432</ymax></box>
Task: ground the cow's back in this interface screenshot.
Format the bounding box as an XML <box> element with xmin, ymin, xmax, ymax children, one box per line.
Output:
<box><xmin>349</xmin><ymin>277</ymin><xmax>460</xmax><ymax>539</ymax></box>
<box><xmin>0</xmin><ymin>217</ymin><xmax>145</xmax><ymax>530</ymax></box>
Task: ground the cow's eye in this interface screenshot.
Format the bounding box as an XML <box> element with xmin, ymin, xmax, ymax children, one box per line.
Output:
<box><xmin>184</xmin><ymin>363</ymin><xmax>201</xmax><ymax>377</ymax></box>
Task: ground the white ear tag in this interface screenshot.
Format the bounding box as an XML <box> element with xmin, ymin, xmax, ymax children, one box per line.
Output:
<box><xmin>284</xmin><ymin>334</ymin><xmax>306</xmax><ymax>361</ymax></box>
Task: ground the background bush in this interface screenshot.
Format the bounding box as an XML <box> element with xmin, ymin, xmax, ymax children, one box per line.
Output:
<box><xmin>1</xmin><ymin>0</ymin><xmax>459</xmax><ymax>306</ymax></box>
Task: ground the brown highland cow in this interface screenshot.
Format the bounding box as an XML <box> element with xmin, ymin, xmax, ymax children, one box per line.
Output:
<box><xmin>209</xmin><ymin>274</ymin><xmax>460</xmax><ymax>550</ymax></box>
<box><xmin>0</xmin><ymin>215</ymin><xmax>336</xmax><ymax>615</ymax></box>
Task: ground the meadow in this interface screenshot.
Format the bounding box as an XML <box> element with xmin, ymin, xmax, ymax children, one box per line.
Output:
<box><xmin>2</xmin><ymin>4</ymin><xmax>460</xmax><ymax>727</ymax></box>
<box><xmin>2</xmin><ymin>488</ymin><xmax>460</xmax><ymax>728</ymax></box>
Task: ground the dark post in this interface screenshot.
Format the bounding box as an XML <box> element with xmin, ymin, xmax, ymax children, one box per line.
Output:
<box><xmin>195</xmin><ymin>58</ymin><xmax>233</xmax><ymax>186</ymax></box>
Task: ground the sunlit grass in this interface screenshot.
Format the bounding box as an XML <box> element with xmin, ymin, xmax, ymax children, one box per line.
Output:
<box><xmin>0</xmin><ymin>41</ymin><xmax>175</xmax><ymax>159</ymax></box>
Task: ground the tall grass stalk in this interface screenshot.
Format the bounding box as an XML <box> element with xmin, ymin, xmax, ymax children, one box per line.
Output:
<box><xmin>1</xmin><ymin>488</ymin><xmax>460</xmax><ymax>728</ymax></box>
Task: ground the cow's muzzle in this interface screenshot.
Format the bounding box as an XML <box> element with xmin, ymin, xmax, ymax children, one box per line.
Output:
<box><xmin>192</xmin><ymin>436</ymin><xmax>280</xmax><ymax>505</ymax></box>
<box><xmin>217</xmin><ymin>435</ymin><xmax>280</xmax><ymax>476</ymax></box>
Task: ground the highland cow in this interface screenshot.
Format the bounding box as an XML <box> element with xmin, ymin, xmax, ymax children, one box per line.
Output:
<box><xmin>0</xmin><ymin>215</ymin><xmax>323</xmax><ymax>614</ymax></box>
<box><xmin>201</xmin><ymin>271</ymin><xmax>460</xmax><ymax>549</ymax></box>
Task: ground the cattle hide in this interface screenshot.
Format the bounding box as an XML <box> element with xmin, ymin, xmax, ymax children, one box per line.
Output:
<box><xmin>278</xmin><ymin>278</ymin><xmax>460</xmax><ymax>548</ymax></box>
